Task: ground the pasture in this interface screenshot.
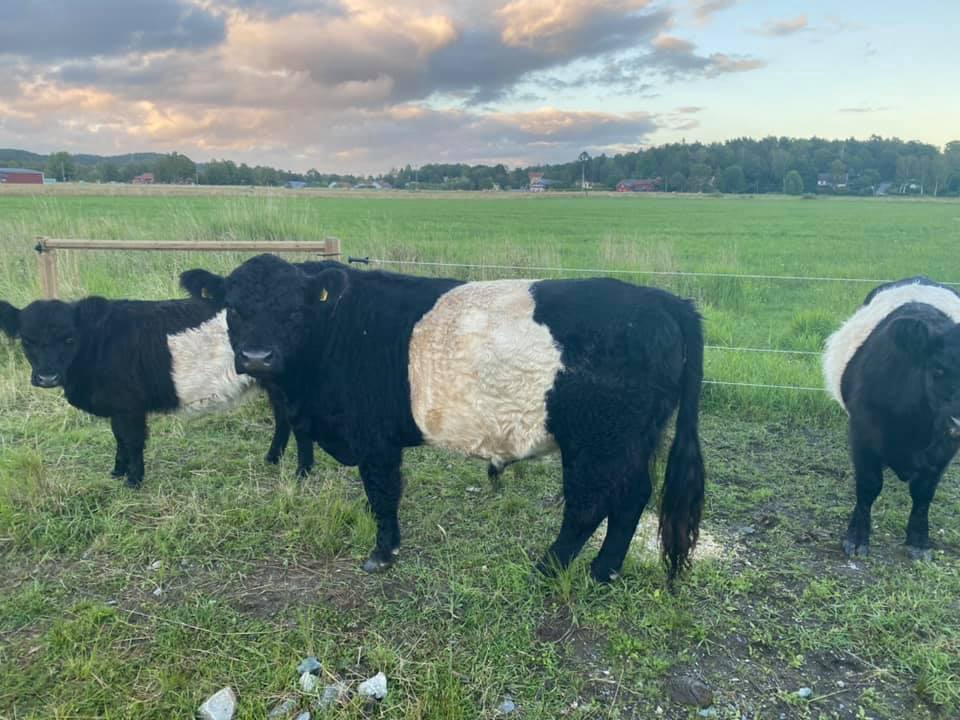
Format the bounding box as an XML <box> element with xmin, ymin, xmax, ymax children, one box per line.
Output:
<box><xmin>1</xmin><ymin>187</ymin><xmax>959</xmax><ymax>719</ymax></box>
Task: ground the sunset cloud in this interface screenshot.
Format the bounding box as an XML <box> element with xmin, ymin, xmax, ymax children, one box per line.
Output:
<box><xmin>756</xmin><ymin>15</ymin><xmax>810</xmax><ymax>36</ymax></box>
<box><xmin>0</xmin><ymin>0</ymin><xmax>790</xmax><ymax>172</ymax></box>
<box><xmin>690</xmin><ymin>0</ymin><xmax>736</xmax><ymax>25</ymax></box>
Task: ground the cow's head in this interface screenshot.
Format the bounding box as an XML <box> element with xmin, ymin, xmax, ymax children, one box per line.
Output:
<box><xmin>0</xmin><ymin>297</ymin><xmax>108</xmax><ymax>388</ymax></box>
<box><xmin>892</xmin><ymin>317</ymin><xmax>960</xmax><ymax>437</ymax></box>
<box><xmin>181</xmin><ymin>255</ymin><xmax>348</xmax><ymax>378</ymax></box>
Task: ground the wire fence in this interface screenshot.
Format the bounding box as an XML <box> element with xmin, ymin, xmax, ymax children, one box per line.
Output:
<box><xmin>350</xmin><ymin>255</ymin><xmax>899</xmax><ymax>396</ymax></box>
<box><xmin>353</xmin><ymin>257</ymin><xmax>960</xmax><ymax>288</ymax></box>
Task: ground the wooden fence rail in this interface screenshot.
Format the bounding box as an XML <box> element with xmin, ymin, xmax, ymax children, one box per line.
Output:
<box><xmin>34</xmin><ymin>236</ymin><xmax>341</xmax><ymax>299</ymax></box>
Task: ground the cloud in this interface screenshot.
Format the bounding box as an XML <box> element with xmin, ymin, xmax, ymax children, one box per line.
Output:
<box><xmin>676</xmin><ymin>106</ymin><xmax>704</xmax><ymax>114</ymax></box>
<box><xmin>756</xmin><ymin>15</ymin><xmax>809</xmax><ymax>36</ymax></box>
<box><xmin>497</xmin><ymin>0</ymin><xmax>653</xmax><ymax>51</ymax></box>
<box><xmin>0</xmin><ymin>0</ymin><xmax>225</xmax><ymax>61</ymax></box>
<box><xmin>824</xmin><ymin>15</ymin><xmax>863</xmax><ymax>33</ymax></box>
<box><xmin>0</xmin><ymin>0</ymin><xmax>768</xmax><ymax>171</ymax></box>
<box><xmin>540</xmin><ymin>34</ymin><xmax>764</xmax><ymax>93</ymax></box>
<box><xmin>644</xmin><ymin>35</ymin><xmax>765</xmax><ymax>78</ymax></box>
<box><xmin>705</xmin><ymin>53</ymin><xmax>766</xmax><ymax>76</ymax></box>
<box><xmin>838</xmin><ymin>106</ymin><xmax>889</xmax><ymax>113</ymax></box>
<box><xmin>690</xmin><ymin>0</ymin><xmax>736</xmax><ymax>25</ymax></box>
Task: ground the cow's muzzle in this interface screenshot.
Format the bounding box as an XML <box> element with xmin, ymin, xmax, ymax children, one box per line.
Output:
<box><xmin>238</xmin><ymin>349</ymin><xmax>275</xmax><ymax>374</ymax></box>
<box><xmin>32</xmin><ymin>373</ymin><xmax>61</xmax><ymax>388</ymax></box>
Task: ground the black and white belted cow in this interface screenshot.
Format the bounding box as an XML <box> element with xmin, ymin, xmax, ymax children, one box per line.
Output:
<box><xmin>181</xmin><ymin>254</ymin><xmax>706</xmax><ymax>584</ymax></box>
<box><xmin>0</xmin><ymin>294</ymin><xmax>306</xmax><ymax>487</ymax></box>
<box><xmin>823</xmin><ymin>276</ymin><xmax>960</xmax><ymax>560</ymax></box>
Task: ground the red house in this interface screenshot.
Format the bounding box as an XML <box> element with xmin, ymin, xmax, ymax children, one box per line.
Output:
<box><xmin>0</xmin><ymin>168</ymin><xmax>44</xmax><ymax>184</ymax></box>
<box><xmin>132</xmin><ymin>173</ymin><xmax>155</xmax><ymax>184</ymax></box>
<box><xmin>616</xmin><ymin>177</ymin><xmax>661</xmax><ymax>192</ymax></box>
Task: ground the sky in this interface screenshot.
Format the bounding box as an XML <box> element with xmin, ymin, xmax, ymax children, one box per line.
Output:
<box><xmin>0</xmin><ymin>0</ymin><xmax>956</xmax><ymax>174</ymax></box>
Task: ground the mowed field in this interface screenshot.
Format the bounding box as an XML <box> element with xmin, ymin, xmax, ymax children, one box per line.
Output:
<box><xmin>1</xmin><ymin>187</ymin><xmax>959</xmax><ymax>719</ymax></box>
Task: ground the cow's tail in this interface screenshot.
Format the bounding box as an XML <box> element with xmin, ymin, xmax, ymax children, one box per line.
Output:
<box><xmin>659</xmin><ymin>300</ymin><xmax>706</xmax><ymax>587</ymax></box>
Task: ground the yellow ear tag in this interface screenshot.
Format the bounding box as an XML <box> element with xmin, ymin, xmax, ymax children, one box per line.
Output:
<box><xmin>319</xmin><ymin>288</ymin><xmax>329</xmax><ymax>302</ymax></box>
<box><xmin>201</xmin><ymin>288</ymin><xmax>211</xmax><ymax>299</ymax></box>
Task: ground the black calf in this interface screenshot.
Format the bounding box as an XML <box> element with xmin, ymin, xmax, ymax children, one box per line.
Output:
<box><xmin>0</xmin><ymin>295</ymin><xmax>299</xmax><ymax>486</ymax></box>
<box><xmin>824</xmin><ymin>277</ymin><xmax>960</xmax><ymax>560</ymax></box>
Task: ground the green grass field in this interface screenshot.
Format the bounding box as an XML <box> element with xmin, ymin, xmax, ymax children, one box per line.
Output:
<box><xmin>1</xmin><ymin>188</ymin><xmax>960</xmax><ymax>719</ymax></box>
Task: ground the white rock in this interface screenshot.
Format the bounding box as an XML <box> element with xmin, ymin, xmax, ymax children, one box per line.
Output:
<box><xmin>268</xmin><ymin>697</ymin><xmax>297</xmax><ymax>718</ymax></box>
<box><xmin>295</xmin><ymin>713</ymin><xmax>311</xmax><ymax>720</ymax></box>
<box><xmin>357</xmin><ymin>672</ymin><xmax>387</xmax><ymax>700</ymax></box>
<box><xmin>316</xmin><ymin>682</ymin><xmax>349</xmax><ymax>710</ymax></box>
<box><xmin>198</xmin><ymin>687</ymin><xmax>237</xmax><ymax>720</ymax></box>
<box><xmin>498</xmin><ymin>697</ymin><xmax>517</xmax><ymax>714</ymax></box>
<box><xmin>152</xmin><ymin>586</ymin><xmax>163</xmax><ymax>598</ymax></box>
<box><xmin>150</xmin><ymin>560</ymin><xmax>163</xmax><ymax>571</ymax></box>
<box><xmin>299</xmin><ymin>672</ymin><xmax>319</xmax><ymax>693</ymax></box>
<box><xmin>797</xmin><ymin>687</ymin><xmax>813</xmax><ymax>699</ymax></box>
<box><xmin>316</xmin><ymin>682</ymin><xmax>350</xmax><ymax>710</ymax></box>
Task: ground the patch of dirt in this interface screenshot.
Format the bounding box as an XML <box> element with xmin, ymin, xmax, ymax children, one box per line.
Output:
<box><xmin>206</xmin><ymin>557</ymin><xmax>368</xmax><ymax>616</ymax></box>
<box><xmin>684</xmin><ymin>634</ymin><xmax>928</xmax><ymax>720</ymax></box>
<box><xmin>536</xmin><ymin>606</ymin><xmax>610</xmax><ymax>681</ymax></box>
<box><xmin>626</xmin><ymin>513</ymin><xmax>734</xmax><ymax>563</ymax></box>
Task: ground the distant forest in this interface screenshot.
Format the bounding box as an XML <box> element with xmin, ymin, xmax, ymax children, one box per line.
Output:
<box><xmin>3</xmin><ymin>136</ymin><xmax>960</xmax><ymax>196</ymax></box>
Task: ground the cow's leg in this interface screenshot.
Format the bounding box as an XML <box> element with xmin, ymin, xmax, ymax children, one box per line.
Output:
<box><xmin>843</xmin><ymin>442</ymin><xmax>883</xmax><ymax>557</ymax></box>
<box><xmin>264</xmin><ymin>383</ymin><xmax>291</xmax><ymax>465</ymax></box>
<box><xmin>359</xmin><ymin>448</ymin><xmax>403</xmax><ymax>573</ymax></box>
<box><xmin>488</xmin><ymin>462</ymin><xmax>503</xmax><ymax>492</ymax></box>
<box><xmin>292</xmin><ymin>416</ymin><xmax>315</xmax><ymax>478</ymax></box>
<box><xmin>109</xmin><ymin>416</ymin><xmax>128</xmax><ymax>478</ymax></box>
<box><xmin>905</xmin><ymin>472</ymin><xmax>941</xmax><ymax>561</ymax></box>
<box><xmin>591</xmin><ymin>462</ymin><xmax>653</xmax><ymax>583</ymax></box>
<box><xmin>114</xmin><ymin>412</ymin><xmax>147</xmax><ymax>488</ymax></box>
<box><xmin>536</xmin><ymin>454</ymin><xmax>606</xmax><ymax>576</ymax></box>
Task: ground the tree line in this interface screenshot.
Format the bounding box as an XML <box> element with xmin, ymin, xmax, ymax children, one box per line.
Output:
<box><xmin>3</xmin><ymin>136</ymin><xmax>959</xmax><ymax>195</ymax></box>
<box><xmin>384</xmin><ymin>136</ymin><xmax>960</xmax><ymax>196</ymax></box>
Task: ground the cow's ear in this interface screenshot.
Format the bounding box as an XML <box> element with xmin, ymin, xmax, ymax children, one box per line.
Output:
<box><xmin>0</xmin><ymin>300</ymin><xmax>21</xmax><ymax>338</ymax></box>
<box><xmin>74</xmin><ymin>296</ymin><xmax>110</xmax><ymax>329</ymax></box>
<box><xmin>307</xmin><ymin>268</ymin><xmax>349</xmax><ymax>307</ymax></box>
<box><xmin>180</xmin><ymin>268</ymin><xmax>226</xmax><ymax>303</ymax></box>
<box><xmin>891</xmin><ymin>317</ymin><xmax>936</xmax><ymax>357</ymax></box>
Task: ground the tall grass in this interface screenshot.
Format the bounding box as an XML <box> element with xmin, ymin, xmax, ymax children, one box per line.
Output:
<box><xmin>3</xmin><ymin>190</ymin><xmax>958</xmax><ymax>424</ymax></box>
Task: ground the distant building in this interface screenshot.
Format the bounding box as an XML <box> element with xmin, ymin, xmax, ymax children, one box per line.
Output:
<box><xmin>616</xmin><ymin>178</ymin><xmax>660</xmax><ymax>192</ymax></box>
<box><xmin>284</xmin><ymin>180</ymin><xmax>307</xmax><ymax>189</ymax></box>
<box><xmin>817</xmin><ymin>173</ymin><xmax>849</xmax><ymax>190</ymax></box>
<box><xmin>528</xmin><ymin>171</ymin><xmax>554</xmax><ymax>192</ymax></box>
<box><xmin>0</xmin><ymin>167</ymin><xmax>44</xmax><ymax>184</ymax></box>
<box><xmin>132</xmin><ymin>173</ymin><xmax>154</xmax><ymax>184</ymax></box>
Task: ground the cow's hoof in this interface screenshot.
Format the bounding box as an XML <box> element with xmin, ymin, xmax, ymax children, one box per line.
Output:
<box><xmin>296</xmin><ymin>465</ymin><xmax>313</xmax><ymax>479</ymax></box>
<box><xmin>842</xmin><ymin>539</ymin><xmax>869</xmax><ymax>557</ymax></box>
<box><xmin>590</xmin><ymin>563</ymin><xmax>620</xmax><ymax>584</ymax></box>
<box><xmin>125</xmin><ymin>478</ymin><xmax>143</xmax><ymax>489</ymax></box>
<box><xmin>534</xmin><ymin>557</ymin><xmax>561</xmax><ymax>578</ymax></box>
<box><xmin>265</xmin><ymin>451</ymin><xmax>282</xmax><ymax>465</ymax></box>
<box><xmin>906</xmin><ymin>545</ymin><xmax>933</xmax><ymax>562</ymax></box>
<box><xmin>110</xmin><ymin>468</ymin><xmax>127</xmax><ymax>478</ymax></box>
<box><xmin>362</xmin><ymin>550</ymin><xmax>396</xmax><ymax>574</ymax></box>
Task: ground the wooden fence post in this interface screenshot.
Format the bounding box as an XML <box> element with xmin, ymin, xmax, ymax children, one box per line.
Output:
<box><xmin>324</xmin><ymin>236</ymin><xmax>341</xmax><ymax>259</ymax></box>
<box><xmin>35</xmin><ymin>237</ymin><xmax>59</xmax><ymax>299</ymax></box>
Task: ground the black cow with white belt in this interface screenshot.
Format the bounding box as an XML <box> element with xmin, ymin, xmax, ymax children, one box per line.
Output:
<box><xmin>824</xmin><ymin>276</ymin><xmax>960</xmax><ymax>560</ymax></box>
<box><xmin>182</xmin><ymin>254</ymin><xmax>706</xmax><ymax>583</ymax></box>
<box><xmin>0</xmin><ymin>294</ymin><xmax>302</xmax><ymax>487</ymax></box>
